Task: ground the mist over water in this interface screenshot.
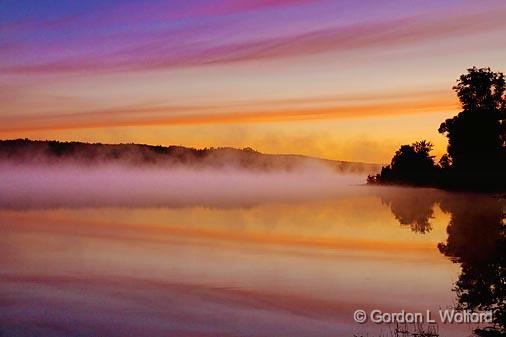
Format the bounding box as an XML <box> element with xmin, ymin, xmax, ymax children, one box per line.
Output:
<box><xmin>1</xmin><ymin>160</ymin><xmax>502</xmax><ymax>337</ymax></box>
<box><xmin>0</xmin><ymin>163</ymin><xmax>368</xmax><ymax>209</ymax></box>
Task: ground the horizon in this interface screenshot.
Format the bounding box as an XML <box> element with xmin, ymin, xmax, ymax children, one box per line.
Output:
<box><xmin>1</xmin><ymin>1</ymin><xmax>506</xmax><ymax>163</ymax></box>
<box><xmin>0</xmin><ymin>137</ymin><xmax>385</xmax><ymax>165</ymax></box>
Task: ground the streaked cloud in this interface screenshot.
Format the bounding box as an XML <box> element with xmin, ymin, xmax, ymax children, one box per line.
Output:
<box><xmin>0</xmin><ymin>89</ymin><xmax>457</xmax><ymax>132</ymax></box>
<box><xmin>3</xmin><ymin>9</ymin><xmax>506</xmax><ymax>75</ymax></box>
<box><xmin>1</xmin><ymin>0</ymin><xmax>505</xmax><ymax>162</ymax></box>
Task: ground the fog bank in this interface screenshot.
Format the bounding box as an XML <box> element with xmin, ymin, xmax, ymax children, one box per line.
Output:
<box><xmin>0</xmin><ymin>163</ymin><xmax>369</xmax><ymax>209</ymax></box>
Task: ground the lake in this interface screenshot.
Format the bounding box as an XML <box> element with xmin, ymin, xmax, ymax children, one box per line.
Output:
<box><xmin>0</xmin><ymin>181</ymin><xmax>504</xmax><ymax>337</ymax></box>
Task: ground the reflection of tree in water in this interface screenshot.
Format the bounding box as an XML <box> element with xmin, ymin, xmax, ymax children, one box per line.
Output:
<box><xmin>377</xmin><ymin>189</ymin><xmax>505</xmax><ymax>336</ymax></box>
<box><xmin>438</xmin><ymin>195</ymin><xmax>505</xmax><ymax>337</ymax></box>
<box><xmin>379</xmin><ymin>188</ymin><xmax>441</xmax><ymax>234</ymax></box>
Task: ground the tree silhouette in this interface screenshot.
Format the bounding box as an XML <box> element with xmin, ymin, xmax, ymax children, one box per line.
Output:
<box><xmin>369</xmin><ymin>67</ymin><xmax>506</xmax><ymax>191</ymax></box>
<box><xmin>368</xmin><ymin>140</ymin><xmax>437</xmax><ymax>186</ymax></box>
<box><xmin>438</xmin><ymin>67</ymin><xmax>506</xmax><ymax>188</ymax></box>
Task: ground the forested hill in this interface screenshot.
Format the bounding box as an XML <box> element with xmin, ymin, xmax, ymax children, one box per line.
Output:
<box><xmin>0</xmin><ymin>139</ymin><xmax>381</xmax><ymax>174</ymax></box>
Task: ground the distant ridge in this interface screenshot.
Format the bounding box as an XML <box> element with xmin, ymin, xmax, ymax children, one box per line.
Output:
<box><xmin>0</xmin><ymin>139</ymin><xmax>381</xmax><ymax>174</ymax></box>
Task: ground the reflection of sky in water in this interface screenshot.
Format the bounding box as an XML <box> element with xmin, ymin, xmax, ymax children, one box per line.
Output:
<box><xmin>0</xmin><ymin>191</ymin><xmax>481</xmax><ymax>337</ymax></box>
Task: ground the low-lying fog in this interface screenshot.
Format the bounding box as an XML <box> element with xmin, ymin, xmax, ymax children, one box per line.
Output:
<box><xmin>0</xmin><ymin>163</ymin><xmax>369</xmax><ymax>209</ymax></box>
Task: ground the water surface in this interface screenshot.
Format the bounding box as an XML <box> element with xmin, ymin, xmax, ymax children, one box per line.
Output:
<box><xmin>0</xmin><ymin>185</ymin><xmax>503</xmax><ymax>337</ymax></box>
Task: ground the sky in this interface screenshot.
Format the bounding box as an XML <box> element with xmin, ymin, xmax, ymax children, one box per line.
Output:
<box><xmin>1</xmin><ymin>0</ymin><xmax>506</xmax><ymax>163</ymax></box>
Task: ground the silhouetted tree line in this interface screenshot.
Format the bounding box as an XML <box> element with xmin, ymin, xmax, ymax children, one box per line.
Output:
<box><xmin>368</xmin><ymin>67</ymin><xmax>506</xmax><ymax>191</ymax></box>
<box><xmin>0</xmin><ymin>139</ymin><xmax>380</xmax><ymax>173</ymax></box>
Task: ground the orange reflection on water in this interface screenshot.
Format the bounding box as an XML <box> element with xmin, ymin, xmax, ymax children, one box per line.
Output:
<box><xmin>0</xmin><ymin>193</ymin><xmax>469</xmax><ymax>337</ymax></box>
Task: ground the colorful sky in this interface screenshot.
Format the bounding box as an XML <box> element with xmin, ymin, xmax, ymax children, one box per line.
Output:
<box><xmin>1</xmin><ymin>0</ymin><xmax>506</xmax><ymax>163</ymax></box>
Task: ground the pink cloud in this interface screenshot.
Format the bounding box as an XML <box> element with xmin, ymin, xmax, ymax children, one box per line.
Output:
<box><xmin>3</xmin><ymin>9</ymin><xmax>505</xmax><ymax>75</ymax></box>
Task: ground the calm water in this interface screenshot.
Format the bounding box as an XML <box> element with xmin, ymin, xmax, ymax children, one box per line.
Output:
<box><xmin>0</xmin><ymin>186</ymin><xmax>504</xmax><ymax>337</ymax></box>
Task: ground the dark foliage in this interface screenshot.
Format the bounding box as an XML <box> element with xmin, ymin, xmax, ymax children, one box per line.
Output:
<box><xmin>369</xmin><ymin>67</ymin><xmax>506</xmax><ymax>191</ymax></box>
<box><xmin>367</xmin><ymin>140</ymin><xmax>438</xmax><ymax>186</ymax></box>
<box><xmin>0</xmin><ymin>138</ymin><xmax>381</xmax><ymax>173</ymax></box>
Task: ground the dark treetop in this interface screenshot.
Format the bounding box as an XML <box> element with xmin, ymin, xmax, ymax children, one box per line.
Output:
<box><xmin>368</xmin><ymin>67</ymin><xmax>506</xmax><ymax>192</ymax></box>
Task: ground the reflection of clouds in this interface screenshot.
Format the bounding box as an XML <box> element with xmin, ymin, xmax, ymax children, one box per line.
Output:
<box><xmin>0</xmin><ymin>188</ymin><xmax>475</xmax><ymax>337</ymax></box>
<box><xmin>0</xmin><ymin>272</ymin><xmax>370</xmax><ymax>337</ymax></box>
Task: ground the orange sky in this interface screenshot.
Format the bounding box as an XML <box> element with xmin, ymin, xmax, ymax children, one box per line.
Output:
<box><xmin>1</xmin><ymin>0</ymin><xmax>506</xmax><ymax>163</ymax></box>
